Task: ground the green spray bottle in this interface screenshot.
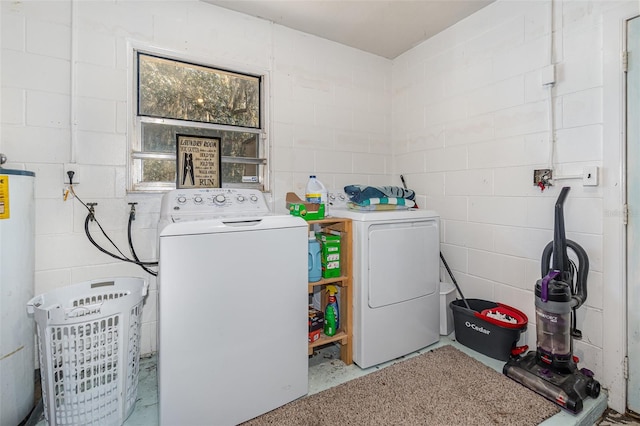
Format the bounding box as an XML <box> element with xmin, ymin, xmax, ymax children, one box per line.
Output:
<box><xmin>324</xmin><ymin>285</ymin><xmax>339</xmax><ymax>337</ymax></box>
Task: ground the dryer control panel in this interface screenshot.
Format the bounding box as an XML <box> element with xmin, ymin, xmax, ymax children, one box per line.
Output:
<box><xmin>328</xmin><ymin>190</ymin><xmax>349</xmax><ymax>210</ymax></box>
<box><xmin>160</xmin><ymin>188</ymin><xmax>269</xmax><ymax>223</ymax></box>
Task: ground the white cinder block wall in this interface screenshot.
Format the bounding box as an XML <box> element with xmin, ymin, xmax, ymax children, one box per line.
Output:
<box><xmin>0</xmin><ymin>0</ymin><xmax>391</xmax><ymax>357</ymax></box>
<box><xmin>1</xmin><ymin>0</ymin><xmax>635</xmax><ymax>414</ymax></box>
<box><xmin>392</xmin><ymin>0</ymin><xmax>636</xmax><ymax>412</ymax></box>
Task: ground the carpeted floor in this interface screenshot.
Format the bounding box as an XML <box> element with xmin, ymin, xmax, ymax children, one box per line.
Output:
<box><xmin>242</xmin><ymin>345</ymin><xmax>560</xmax><ymax>426</ymax></box>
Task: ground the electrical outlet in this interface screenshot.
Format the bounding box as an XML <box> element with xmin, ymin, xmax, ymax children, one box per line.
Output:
<box><xmin>533</xmin><ymin>169</ymin><xmax>552</xmax><ymax>186</ymax></box>
<box><xmin>583</xmin><ymin>166</ymin><xmax>598</xmax><ymax>186</ymax></box>
<box><xmin>63</xmin><ymin>164</ymin><xmax>79</xmax><ymax>185</ymax></box>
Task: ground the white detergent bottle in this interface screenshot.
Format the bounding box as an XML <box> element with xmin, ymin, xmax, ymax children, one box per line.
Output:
<box><xmin>305</xmin><ymin>175</ymin><xmax>328</xmax><ymax>216</ymax></box>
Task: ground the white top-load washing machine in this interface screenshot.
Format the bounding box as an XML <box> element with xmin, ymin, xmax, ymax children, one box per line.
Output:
<box><xmin>330</xmin><ymin>190</ymin><xmax>440</xmax><ymax>369</ymax></box>
<box><xmin>157</xmin><ymin>188</ymin><xmax>308</xmax><ymax>426</ymax></box>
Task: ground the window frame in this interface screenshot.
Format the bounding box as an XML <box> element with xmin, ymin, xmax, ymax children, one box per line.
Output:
<box><xmin>128</xmin><ymin>45</ymin><xmax>270</xmax><ymax>193</ymax></box>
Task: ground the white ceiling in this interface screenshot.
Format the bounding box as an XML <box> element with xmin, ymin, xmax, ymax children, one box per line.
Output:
<box><xmin>203</xmin><ymin>0</ymin><xmax>495</xmax><ymax>59</ymax></box>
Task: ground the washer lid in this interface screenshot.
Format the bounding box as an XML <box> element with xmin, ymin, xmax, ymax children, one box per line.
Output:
<box><xmin>159</xmin><ymin>214</ymin><xmax>306</xmax><ymax>237</ymax></box>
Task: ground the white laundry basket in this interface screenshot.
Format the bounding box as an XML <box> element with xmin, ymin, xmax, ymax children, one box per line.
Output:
<box><xmin>27</xmin><ymin>277</ymin><xmax>148</xmax><ymax>426</ymax></box>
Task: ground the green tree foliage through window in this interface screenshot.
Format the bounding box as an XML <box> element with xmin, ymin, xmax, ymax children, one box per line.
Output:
<box><xmin>138</xmin><ymin>54</ymin><xmax>260</xmax><ymax>128</ymax></box>
<box><xmin>132</xmin><ymin>52</ymin><xmax>264</xmax><ymax>190</ymax></box>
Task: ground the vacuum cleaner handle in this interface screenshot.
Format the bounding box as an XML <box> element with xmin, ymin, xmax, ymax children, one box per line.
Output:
<box><xmin>552</xmin><ymin>187</ymin><xmax>571</xmax><ymax>281</ymax></box>
<box><xmin>540</xmin><ymin>239</ymin><xmax>589</xmax><ymax>308</ymax></box>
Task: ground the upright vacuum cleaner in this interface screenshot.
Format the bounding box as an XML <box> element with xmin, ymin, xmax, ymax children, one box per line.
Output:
<box><xmin>503</xmin><ymin>187</ymin><xmax>600</xmax><ymax>413</ymax></box>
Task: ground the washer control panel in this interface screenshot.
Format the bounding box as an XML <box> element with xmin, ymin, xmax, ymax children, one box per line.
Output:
<box><xmin>160</xmin><ymin>188</ymin><xmax>269</xmax><ymax>221</ymax></box>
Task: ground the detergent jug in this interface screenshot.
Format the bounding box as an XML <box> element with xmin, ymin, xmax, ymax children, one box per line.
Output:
<box><xmin>308</xmin><ymin>232</ymin><xmax>322</xmax><ymax>282</ymax></box>
<box><xmin>305</xmin><ymin>175</ymin><xmax>328</xmax><ymax>216</ymax></box>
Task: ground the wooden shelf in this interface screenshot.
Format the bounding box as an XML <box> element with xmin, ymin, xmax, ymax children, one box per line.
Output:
<box><xmin>308</xmin><ymin>276</ymin><xmax>349</xmax><ymax>293</ymax></box>
<box><xmin>307</xmin><ymin>217</ymin><xmax>352</xmax><ymax>365</ymax></box>
<box><xmin>308</xmin><ymin>331</ymin><xmax>349</xmax><ymax>356</ymax></box>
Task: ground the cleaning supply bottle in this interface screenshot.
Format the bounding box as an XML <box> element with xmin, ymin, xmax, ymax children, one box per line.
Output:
<box><xmin>308</xmin><ymin>232</ymin><xmax>322</xmax><ymax>282</ymax></box>
<box><xmin>305</xmin><ymin>175</ymin><xmax>328</xmax><ymax>216</ymax></box>
<box><xmin>324</xmin><ymin>285</ymin><xmax>339</xmax><ymax>336</ymax></box>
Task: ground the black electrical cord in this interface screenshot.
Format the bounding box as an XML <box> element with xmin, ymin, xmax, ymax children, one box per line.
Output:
<box><xmin>569</xmin><ymin>258</ymin><xmax>582</xmax><ymax>339</ymax></box>
<box><xmin>69</xmin><ymin>174</ymin><xmax>158</xmax><ymax>276</ymax></box>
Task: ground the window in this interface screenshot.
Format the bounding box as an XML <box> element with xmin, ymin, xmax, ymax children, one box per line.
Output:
<box><xmin>130</xmin><ymin>52</ymin><xmax>266</xmax><ymax>192</ymax></box>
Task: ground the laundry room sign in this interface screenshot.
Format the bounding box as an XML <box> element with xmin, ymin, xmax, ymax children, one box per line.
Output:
<box><xmin>176</xmin><ymin>135</ymin><xmax>221</xmax><ymax>189</ymax></box>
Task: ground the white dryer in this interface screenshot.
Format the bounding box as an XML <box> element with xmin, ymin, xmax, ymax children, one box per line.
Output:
<box><xmin>330</xmin><ymin>191</ymin><xmax>440</xmax><ymax>369</ymax></box>
<box><xmin>157</xmin><ymin>188</ymin><xmax>308</xmax><ymax>426</ymax></box>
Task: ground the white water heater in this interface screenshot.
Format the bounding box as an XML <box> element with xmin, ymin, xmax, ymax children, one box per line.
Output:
<box><xmin>0</xmin><ymin>168</ymin><xmax>36</xmax><ymax>425</ymax></box>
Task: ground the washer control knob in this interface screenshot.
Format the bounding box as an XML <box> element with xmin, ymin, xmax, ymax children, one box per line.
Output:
<box><xmin>194</xmin><ymin>196</ymin><xmax>203</xmax><ymax>204</ymax></box>
<box><xmin>236</xmin><ymin>195</ymin><xmax>246</xmax><ymax>203</ymax></box>
<box><xmin>177</xmin><ymin>196</ymin><xmax>187</xmax><ymax>204</ymax></box>
<box><xmin>249</xmin><ymin>194</ymin><xmax>259</xmax><ymax>203</ymax></box>
<box><xmin>214</xmin><ymin>194</ymin><xmax>226</xmax><ymax>205</ymax></box>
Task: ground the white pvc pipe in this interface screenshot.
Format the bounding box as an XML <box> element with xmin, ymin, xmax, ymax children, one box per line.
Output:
<box><xmin>70</xmin><ymin>0</ymin><xmax>78</xmax><ymax>163</ymax></box>
<box><xmin>546</xmin><ymin>0</ymin><xmax>556</xmax><ymax>170</ymax></box>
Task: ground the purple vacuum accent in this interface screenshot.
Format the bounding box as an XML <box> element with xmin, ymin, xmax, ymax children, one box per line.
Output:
<box><xmin>541</xmin><ymin>270</ymin><xmax>561</xmax><ymax>302</ymax></box>
<box><xmin>580</xmin><ymin>368</ymin><xmax>595</xmax><ymax>378</ymax></box>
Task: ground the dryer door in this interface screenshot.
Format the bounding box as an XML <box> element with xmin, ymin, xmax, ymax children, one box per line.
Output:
<box><xmin>368</xmin><ymin>219</ymin><xmax>439</xmax><ymax>308</ymax></box>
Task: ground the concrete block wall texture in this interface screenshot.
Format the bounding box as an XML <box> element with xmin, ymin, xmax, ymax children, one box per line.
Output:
<box><xmin>391</xmin><ymin>0</ymin><xmax>638</xmax><ymax>412</ymax></box>
<box><xmin>1</xmin><ymin>0</ymin><xmax>637</xmax><ymax>412</ymax></box>
<box><xmin>0</xmin><ymin>0</ymin><xmax>393</xmax><ymax>357</ymax></box>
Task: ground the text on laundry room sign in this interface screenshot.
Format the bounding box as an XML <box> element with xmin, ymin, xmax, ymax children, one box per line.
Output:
<box><xmin>176</xmin><ymin>135</ymin><xmax>221</xmax><ymax>189</ymax></box>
